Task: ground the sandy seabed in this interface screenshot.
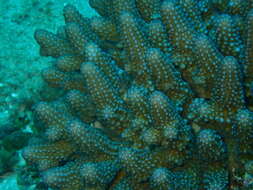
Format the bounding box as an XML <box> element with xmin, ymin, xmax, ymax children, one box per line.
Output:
<box><xmin>0</xmin><ymin>1</ymin><xmax>96</xmax><ymax>189</ymax></box>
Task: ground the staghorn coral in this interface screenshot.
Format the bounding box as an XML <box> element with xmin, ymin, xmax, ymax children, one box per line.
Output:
<box><xmin>22</xmin><ymin>0</ymin><xmax>253</xmax><ymax>189</ymax></box>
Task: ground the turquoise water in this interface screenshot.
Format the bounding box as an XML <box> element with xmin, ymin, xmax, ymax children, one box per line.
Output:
<box><xmin>0</xmin><ymin>1</ymin><xmax>96</xmax><ymax>189</ymax></box>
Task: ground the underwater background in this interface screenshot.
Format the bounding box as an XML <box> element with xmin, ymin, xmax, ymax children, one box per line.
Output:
<box><xmin>1</xmin><ymin>0</ymin><xmax>253</xmax><ymax>190</ymax></box>
<box><xmin>0</xmin><ymin>1</ymin><xmax>96</xmax><ymax>189</ymax></box>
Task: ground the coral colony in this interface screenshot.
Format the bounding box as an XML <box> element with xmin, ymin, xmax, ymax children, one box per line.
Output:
<box><xmin>22</xmin><ymin>0</ymin><xmax>253</xmax><ymax>189</ymax></box>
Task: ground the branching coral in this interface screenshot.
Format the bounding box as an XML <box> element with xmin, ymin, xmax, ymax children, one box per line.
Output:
<box><xmin>23</xmin><ymin>0</ymin><xmax>253</xmax><ymax>189</ymax></box>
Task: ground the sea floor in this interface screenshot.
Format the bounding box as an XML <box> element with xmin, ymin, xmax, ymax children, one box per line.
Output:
<box><xmin>0</xmin><ymin>0</ymin><xmax>96</xmax><ymax>189</ymax></box>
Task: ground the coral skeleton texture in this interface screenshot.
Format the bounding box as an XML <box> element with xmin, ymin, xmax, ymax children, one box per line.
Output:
<box><xmin>23</xmin><ymin>0</ymin><xmax>253</xmax><ymax>189</ymax></box>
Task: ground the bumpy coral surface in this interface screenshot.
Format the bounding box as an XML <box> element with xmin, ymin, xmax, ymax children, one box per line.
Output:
<box><xmin>23</xmin><ymin>0</ymin><xmax>253</xmax><ymax>189</ymax></box>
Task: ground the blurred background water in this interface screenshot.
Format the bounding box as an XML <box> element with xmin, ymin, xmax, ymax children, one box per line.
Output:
<box><xmin>0</xmin><ymin>1</ymin><xmax>96</xmax><ymax>189</ymax></box>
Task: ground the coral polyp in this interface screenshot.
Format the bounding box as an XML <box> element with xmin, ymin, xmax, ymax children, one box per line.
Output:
<box><xmin>23</xmin><ymin>0</ymin><xmax>253</xmax><ymax>189</ymax></box>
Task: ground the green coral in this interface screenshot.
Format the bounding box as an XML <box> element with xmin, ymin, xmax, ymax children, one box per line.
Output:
<box><xmin>22</xmin><ymin>0</ymin><xmax>253</xmax><ymax>189</ymax></box>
